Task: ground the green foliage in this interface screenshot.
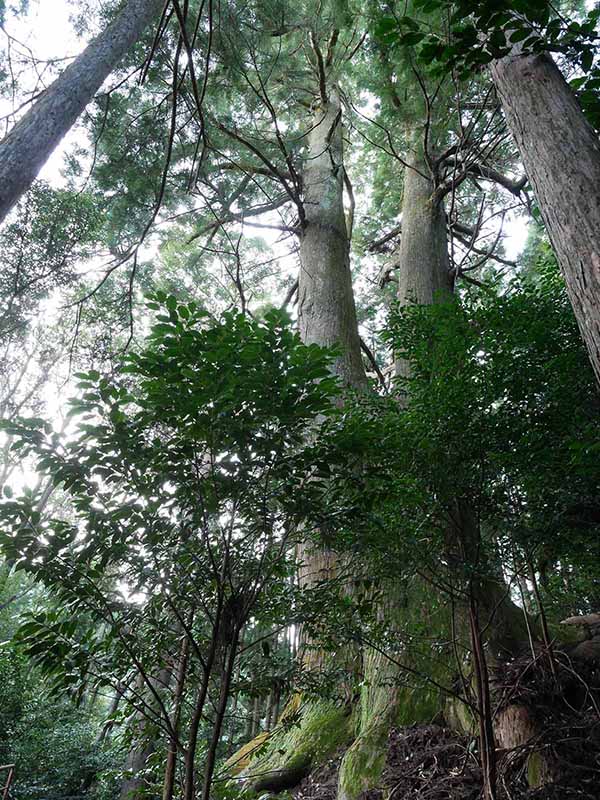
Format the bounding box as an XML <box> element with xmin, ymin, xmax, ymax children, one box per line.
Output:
<box><xmin>1</xmin><ymin>1</ymin><xmax>599</xmax><ymax>793</ymax></box>
<box><xmin>1</xmin><ymin>300</ymin><xmax>339</xmax><ymax>584</ymax></box>
<box><xmin>0</xmin><ymin>299</ymin><xmax>344</xmax><ymax>792</ymax></box>
<box><xmin>317</xmin><ymin>269</ymin><xmax>600</xmax><ymax>614</ymax></box>
<box><xmin>0</xmin><ymin>183</ymin><xmax>102</xmax><ymax>337</ymax></box>
<box><xmin>0</xmin><ymin>643</ymin><xmax>28</xmax><ymax>765</ymax></box>
<box><xmin>9</xmin><ymin>694</ymin><xmax>111</xmax><ymax>800</ymax></box>
<box><xmin>375</xmin><ymin>1</ymin><xmax>600</xmax><ymax>129</ymax></box>
<box><xmin>0</xmin><ymin>566</ymin><xmax>112</xmax><ymax>800</ymax></box>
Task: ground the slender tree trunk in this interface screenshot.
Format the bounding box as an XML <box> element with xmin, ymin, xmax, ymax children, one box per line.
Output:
<box><xmin>469</xmin><ymin>593</ymin><xmax>497</xmax><ymax>800</ymax></box>
<box><xmin>265</xmin><ymin>689</ymin><xmax>274</xmax><ymax>730</ymax></box>
<box><xmin>226</xmin><ymin>631</ymin><xmax>244</xmax><ymax>756</ymax></box>
<box><xmin>250</xmin><ymin>695</ymin><xmax>261</xmax><ymax>738</ymax></box>
<box><xmin>182</xmin><ymin>631</ymin><xmax>220</xmax><ymax>800</ymax></box>
<box><xmin>120</xmin><ymin>665</ymin><xmax>172</xmax><ymax>800</ymax></box>
<box><xmin>94</xmin><ymin>684</ymin><xmax>123</xmax><ymax>747</ymax></box>
<box><xmin>200</xmin><ymin>629</ymin><xmax>242</xmax><ymax>800</ymax></box>
<box><xmin>0</xmin><ymin>0</ymin><xmax>165</xmax><ymax>224</ymax></box>
<box><xmin>490</xmin><ymin>50</ymin><xmax>600</xmax><ymax>383</ymax></box>
<box><xmin>162</xmin><ymin>635</ymin><xmax>190</xmax><ymax>800</ymax></box>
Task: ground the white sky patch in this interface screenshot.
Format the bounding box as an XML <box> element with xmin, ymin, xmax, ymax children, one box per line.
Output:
<box><xmin>503</xmin><ymin>210</ymin><xmax>529</xmax><ymax>261</ymax></box>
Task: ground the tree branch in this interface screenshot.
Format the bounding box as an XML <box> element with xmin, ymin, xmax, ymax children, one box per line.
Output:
<box><xmin>310</xmin><ymin>32</ymin><xmax>328</xmax><ymax>106</ymax></box>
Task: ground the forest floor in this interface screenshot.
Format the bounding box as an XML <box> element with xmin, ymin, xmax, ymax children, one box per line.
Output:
<box><xmin>291</xmin><ymin>649</ymin><xmax>600</xmax><ymax>800</ymax></box>
<box><xmin>291</xmin><ymin>719</ymin><xmax>599</xmax><ymax>799</ymax></box>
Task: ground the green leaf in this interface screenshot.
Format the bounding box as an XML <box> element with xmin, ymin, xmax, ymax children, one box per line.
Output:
<box><xmin>401</xmin><ymin>31</ymin><xmax>425</xmax><ymax>46</ymax></box>
<box><xmin>581</xmin><ymin>48</ymin><xmax>594</xmax><ymax>73</ymax></box>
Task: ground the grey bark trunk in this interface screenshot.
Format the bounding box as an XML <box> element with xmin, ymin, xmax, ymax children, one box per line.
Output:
<box><xmin>250</xmin><ymin>695</ymin><xmax>261</xmax><ymax>738</ymax></box>
<box><xmin>338</xmin><ymin>141</ymin><xmax>453</xmax><ymax>800</ymax></box>
<box><xmin>119</xmin><ymin>665</ymin><xmax>172</xmax><ymax>800</ymax></box>
<box><xmin>393</xmin><ymin>146</ymin><xmax>453</xmax><ymax>380</ymax></box>
<box><xmin>297</xmin><ymin>90</ymin><xmax>366</xmax><ymax>673</ymax></box>
<box><xmin>0</xmin><ymin>0</ymin><xmax>164</xmax><ymax>224</ymax></box>
<box><xmin>238</xmin><ymin>91</ymin><xmax>366</xmax><ymax>796</ymax></box>
<box><xmin>298</xmin><ymin>92</ymin><xmax>367</xmax><ymax>390</ymax></box>
<box><xmin>490</xmin><ymin>50</ymin><xmax>600</xmax><ymax>383</ymax></box>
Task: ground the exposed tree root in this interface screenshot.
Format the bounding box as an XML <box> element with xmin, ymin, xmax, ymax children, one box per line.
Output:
<box><xmin>290</xmin><ymin>648</ymin><xmax>600</xmax><ymax>800</ymax></box>
<box><xmin>228</xmin><ymin>696</ymin><xmax>354</xmax><ymax>794</ymax></box>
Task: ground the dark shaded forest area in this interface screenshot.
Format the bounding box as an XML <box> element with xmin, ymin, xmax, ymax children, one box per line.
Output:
<box><xmin>0</xmin><ymin>1</ymin><xmax>599</xmax><ymax>799</ymax></box>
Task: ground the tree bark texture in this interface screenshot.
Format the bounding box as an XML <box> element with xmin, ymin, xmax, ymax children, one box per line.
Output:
<box><xmin>298</xmin><ymin>92</ymin><xmax>367</xmax><ymax>391</ymax></box>
<box><xmin>490</xmin><ymin>51</ymin><xmax>600</xmax><ymax>384</ymax></box>
<box><xmin>297</xmin><ymin>90</ymin><xmax>367</xmax><ymax>669</ymax></box>
<box><xmin>232</xmin><ymin>93</ymin><xmax>366</xmax><ymax>795</ymax></box>
<box><xmin>393</xmin><ymin>146</ymin><xmax>453</xmax><ymax>380</ymax></box>
<box><xmin>339</xmin><ymin>140</ymin><xmax>454</xmax><ymax>800</ymax></box>
<box><xmin>0</xmin><ymin>0</ymin><xmax>165</xmax><ymax>225</ymax></box>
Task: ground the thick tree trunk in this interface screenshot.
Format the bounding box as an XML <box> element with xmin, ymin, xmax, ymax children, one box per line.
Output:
<box><xmin>393</xmin><ymin>146</ymin><xmax>453</xmax><ymax>381</ymax></box>
<box><xmin>298</xmin><ymin>92</ymin><xmax>367</xmax><ymax>391</ymax></box>
<box><xmin>234</xmin><ymin>92</ymin><xmax>365</xmax><ymax>794</ymax></box>
<box><xmin>394</xmin><ymin>155</ymin><xmax>453</xmax><ymax>307</ymax></box>
<box><xmin>0</xmin><ymin>0</ymin><xmax>164</xmax><ymax>224</ymax></box>
<box><xmin>490</xmin><ymin>50</ymin><xmax>600</xmax><ymax>383</ymax></box>
<box><xmin>338</xmin><ymin>143</ymin><xmax>453</xmax><ymax>800</ymax></box>
<box><xmin>339</xmin><ymin>139</ymin><xmax>532</xmax><ymax>800</ymax></box>
<box><xmin>296</xmin><ymin>87</ymin><xmax>366</xmax><ymax>673</ymax></box>
<box><xmin>296</xmin><ymin>88</ymin><xmax>367</xmax><ymax>677</ymax></box>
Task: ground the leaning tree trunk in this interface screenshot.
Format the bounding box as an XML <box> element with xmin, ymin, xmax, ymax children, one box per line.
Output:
<box><xmin>490</xmin><ymin>49</ymin><xmax>600</xmax><ymax>384</ymax></box>
<box><xmin>0</xmin><ymin>0</ymin><xmax>165</xmax><ymax>224</ymax></box>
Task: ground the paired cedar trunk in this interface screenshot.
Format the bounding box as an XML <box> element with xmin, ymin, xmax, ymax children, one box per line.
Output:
<box><xmin>0</xmin><ymin>0</ymin><xmax>165</xmax><ymax>224</ymax></box>
<box><xmin>297</xmin><ymin>89</ymin><xmax>367</xmax><ymax>667</ymax></box>
<box><xmin>393</xmin><ymin>143</ymin><xmax>453</xmax><ymax>383</ymax></box>
<box><xmin>339</xmin><ymin>139</ymin><xmax>531</xmax><ymax>799</ymax></box>
<box><xmin>490</xmin><ymin>50</ymin><xmax>600</xmax><ymax>384</ymax></box>
<box><xmin>234</xmin><ymin>93</ymin><xmax>365</xmax><ymax>795</ymax></box>
<box><xmin>298</xmin><ymin>93</ymin><xmax>366</xmax><ymax>389</ymax></box>
<box><xmin>338</xmin><ymin>143</ymin><xmax>453</xmax><ymax>800</ymax></box>
<box><xmin>394</xmin><ymin>152</ymin><xmax>453</xmax><ymax>310</ymax></box>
